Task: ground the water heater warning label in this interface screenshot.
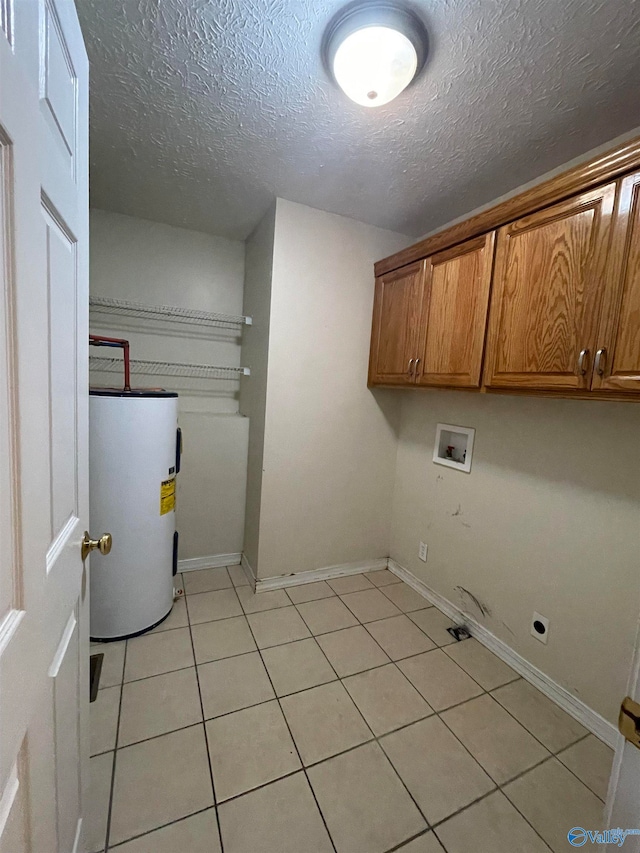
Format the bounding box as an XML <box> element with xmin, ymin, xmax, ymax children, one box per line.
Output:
<box><xmin>160</xmin><ymin>478</ymin><xmax>176</xmax><ymax>515</ymax></box>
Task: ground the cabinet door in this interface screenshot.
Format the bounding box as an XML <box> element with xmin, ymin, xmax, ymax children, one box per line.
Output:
<box><xmin>416</xmin><ymin>233</ymin><xmax>495</xmax><ymax>388</ymax></box>
<box><xmin>592</xmin><ymin>171</ymin><xmax>640</xmax><ymax>393</ymax></box>
<box><xmin>483</xmin><ymin>183</ymin><xmax>616</xmax><ymax>390</ymax></box>
<box><xmin>368</xmin><ymin>260</ymin><xmax>426</xmax><ymax>385</ymax></box>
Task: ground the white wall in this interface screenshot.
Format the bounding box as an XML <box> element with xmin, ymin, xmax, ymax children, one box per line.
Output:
<box><xmin>243</xmin><ymin>199</ymin><xmax>410</xmax><ymax>579</ymax></box>
<box><xmin>89</xmin><ymin>209</ymin><xmax>248</xmax><ymax>561</ymax></box>
<box><xmin>239</xmin><ymin>205</ymin><xmax>276</xmax><ymax>571</ymax></box>
<box><xmin>391</xmin><ymin>391</ymin><xmax>640</xmax><ymax>724</ymax></box>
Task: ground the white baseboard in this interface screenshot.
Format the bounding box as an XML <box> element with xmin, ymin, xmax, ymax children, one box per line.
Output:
<box><xmin>388</xmin><ymin>559</ymin><xmax>618</xmax><ymax>749</ymax></box>
<box><xmin>252</xmin><ymin>557</ymin><xmax>388</xmax><ymax>593</ymax></box>
<box><xmin>178</xmin><ymin>553</ymin><xmax>242</xmax><ymax>572</ymax></box>
<box><xmin>72</xmin><ymin>818</ymin><xmax>82</xmax><ymax>853</ymax></box>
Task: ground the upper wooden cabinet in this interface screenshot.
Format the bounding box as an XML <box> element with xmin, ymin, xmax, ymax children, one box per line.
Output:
<box><xmin>592</xmin><ymin>170</ymin><xmax>640</xmax><ymax>393</ymax></box>
<box><xmin>369</xmin><ymin>235</ymin><xmax>495</xmax><ymax>389</ymax></box>
<box><xmin>416</xmin><ymin>233</ymin><xmax>495</xmax><ymax>388</ymax></box>
<box><xmin>371</xmin><ymin>135</ymin><xmax>640</xmax><ymax>401</ymax></box>
<box><xmin>483</xmin><ymin>183</ymin><xmax>617</xmax><ymax>391</ymax></box>
<box><xmin>368</xmin><ymin>260</ymin><xmax>426</xmax><ymax>385</ymax></box>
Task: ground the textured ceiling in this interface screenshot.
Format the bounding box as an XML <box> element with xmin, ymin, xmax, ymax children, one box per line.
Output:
<box><xmin>77</xmin><ymin>0</ymin><xmax>640</xmax><ymax>240</ymax></box>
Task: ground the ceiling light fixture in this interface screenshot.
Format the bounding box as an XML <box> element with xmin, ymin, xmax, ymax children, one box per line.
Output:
<box><xmin>323</xmin><ymin>1</ymin><xmax>428</xmax><ymax>108</ymax></box>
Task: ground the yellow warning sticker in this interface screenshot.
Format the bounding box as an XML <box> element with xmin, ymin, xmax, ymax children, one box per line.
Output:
<box><xmin>160</xmin><ymin>478</ymin><xmax>176</xmax><ymax>515</ymax></box>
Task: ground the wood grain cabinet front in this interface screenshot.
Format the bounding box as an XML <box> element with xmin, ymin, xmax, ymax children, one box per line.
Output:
<box><xmin>415</xmin><ymin>233</ymin><xmax>495</xmax><ymax>388</ymax></box>
<box><xmin>370</xmin><ymin>144</ymin><xmax>640</xmax><ymax>400</ymax></box>
<box><xmin>482</xmin><ymin>183</ymin><xmax>617</xmax><ymax>392</ymax></box>
<box><xmin>368</xmin><ymin>260</ymin><xmax>426</xmax><ymax>386</ymax></box>
<box><xmin>592</xmin><ymin>170</ymin><xmax>640</xmax><ymax>394</ymax></box>
<box><xmin>368</xmin><ymin>235</ymin><xmax>495</xmax><ymax>389</ymax></box>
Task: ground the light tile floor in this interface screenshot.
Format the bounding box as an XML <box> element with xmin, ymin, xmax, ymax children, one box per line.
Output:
<box><xmin>89</xmin><ymin>567</ymin><xmax>613</xmax><ymax>853</ymax></box>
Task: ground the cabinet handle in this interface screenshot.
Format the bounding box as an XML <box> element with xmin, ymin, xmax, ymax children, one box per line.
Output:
<box><xmin>414</xmin><ymin>358</ymin><xmax>421</xmax><ymax>376</ymax></box>
<box><xmin>577</xmin><ymin>348</ymin><xmax>590</xmax><ymax>376</ymax></box>
<box><xmin>408</xmin><ymin>358</ymin><xmax>415</xmax><ymax>377</ymax></box>
<box><xmin>594</xmin><ymin>348</ymin><xmax>607</xmax><ymax>376</ymax></box>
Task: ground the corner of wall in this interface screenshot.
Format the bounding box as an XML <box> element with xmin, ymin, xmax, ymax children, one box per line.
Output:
<box><xmin>239</xmin><ymin>204</ymin><xmax>277</xmax><ymax>573</ymax></box>
<box><xmin>254</xmin><ymin>200</ymin><xmax>411</xmax><ymax>578</ymax></box>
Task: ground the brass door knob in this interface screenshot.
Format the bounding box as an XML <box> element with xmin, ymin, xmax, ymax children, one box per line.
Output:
<box><xmin>82</xmin><ymin>531</ymin><xmax>112</xmax><ymax>561</ymax></box>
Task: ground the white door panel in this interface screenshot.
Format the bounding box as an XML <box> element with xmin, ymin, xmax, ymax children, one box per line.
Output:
<box><xmin>0</xmin><ymin>2</ymin><xmax>10</xmax><ymax>44</ymax></box>
<box><xmin>50</xmin><ymin>611</ymin><xmax>82</xmax><ymax>853</ymax></box>
<box><xmin>0</xmin><ymin>758</ymin><xmax>28</xmax><ymax>853</ymax></box>
<box><xmin>0</xmin><ymin>1</ymin><xmax>88</xmax><ymax>851</ymax></box>
<box><xmin>0</xmin><ymin>131</ymin><xmax>15</xmax><ymax>650</ymax></box>
<box><xmin>40</xmin><ymin>0</ymin><xmax>77</xmax><ymax>166</ymax></box>
<box><xmin>43</xmin><ymin>203</ymin><xmax>80</xmax><ymax>560</ymax></box>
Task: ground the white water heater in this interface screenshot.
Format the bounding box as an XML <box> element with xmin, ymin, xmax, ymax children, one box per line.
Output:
<box><xmin>89</xmin><ymin>389</ymin><xmax>180</xmax><ymax>641</ymax></box>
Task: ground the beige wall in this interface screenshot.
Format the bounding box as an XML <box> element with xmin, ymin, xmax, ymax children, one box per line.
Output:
<box><xmin>89</xmin><ymin>209</ymin><xmax>248</xmax><ymax>561</ymax></box>
<box><xmin>239</xmin><ymin>206</ymin><xmax>276</xmax><ymax>570</ymax></box>
<box><xmin>391</xmin><ymin>387</ymin><xmax>640</xmax><ymax>725</ymax></box>
<box><xmin>247</xmin><ymin>199</ymin><xmax>409</xmax><ymax>579</ymax></box>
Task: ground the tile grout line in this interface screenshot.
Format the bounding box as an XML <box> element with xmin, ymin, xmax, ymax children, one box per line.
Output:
<box><xmin>283</xmin><ymin>588</ymin><xmax>456</xmax><ymax>841</ymax></box>
<box><xmin>96</xmin><ymin>580</ymin><xmax>331</xmax><ymax>846</ymax></box>
<box><xmin>359</xmin><ymin>601</ymin><xmax>604</xmax><ymax>766</ymax></box>
<box><xmin>111</xmin><ymin>720</ymin><xmax>205</xmax><ymax>752</ymax></box>
<box><xmin>120</xmin><ymin>658</ymin><xmax>198</xmax><ymax>686</ymax></box>
<box><xmin>204</xmin><ymin>714</ymin><xmax>437</xmax><ymax>809</ymax></box>
<box><xmin>552</xmin><ymin>733</ymin><xmax>608</xmax><ymax>803</ymax></box>
<box><xmin>184</xmin><ymin>578</ymin><xmax>228</xmax><ymax>853</ymax></box>
<box><xmin>428</xmin><ymin>712</ymin><xmax>556</xmax><ymax>850</ymax></box>
<box><xmin>106</xmin><ymin>805</ymin><xmax>218</xmax><ymax>851</ymax></box>
<box><xmin>185</xmin><ymin>583</ymin><xmax>434</xmax><ymax>633</ymax></box>
<box><xmin>102</xmin><ymin>588</ymin><xmax>223</xmax><ymax>850</ymax></box>
<box><xmin>192</xmin><ymin>692</ymin><xmax>509</xmax><ymax>811</ymax></box>
<box><xmin>184</xmin><ymin>584</ymin><xmax>237</xmax><ymax>597</ymax></box>
<box><xmin>110</xmin><ymin>655</ymin><xmax>442</xmax><ymax>741</ymax></box>
<box><xmin>386</xmin><ymin>827</ymin><xmax>439</xmax><ymax>852</ymax></box>
<box><xmin>479</xmin><ymin>681</ymin><xmax>607</xmax><ymax>802</ymax></box>
<box><xmin>189</xmin><ymin>598</ymin><xmax>450</xmax><ymax>806</ymax></box>
<box><xmin>96</xmin><ymin>576</ymin><xmax>607</xmax><ymax>852</ymax></box>
<box><xmin>209</xmin><ymin>577</ymin><xmax>604</xmax><ymax>833</ymax></box>
<box><xmin>306</xmin><ymin>622</ymin><xmax>393</xmax><ymax>675</ymax></box>
<box><xmin>108</xmin><ymin>656</ymin><xmax>593</xmax><ymax>846</ymax></box>
<box><xmin>338</xmin><ymin>592</ymin><xmax>403</xmax><ymax>624</ymax></box>
<box><xmin>376</xmin><ymin>583</ymin><xmax>428</xmax><ymax>610</ymax></box>
<box><xmin>380</xmin><ymin>619</ymin><xmax>558</xmax><ymax>850</ymax></box>
<box><xmin>359</xmin><ymin>615</ymin><xmax>439</xmax><ymax>656</ymax></box>
<box><xmin>489</xmin><ymin>697</ymin><xmax>594</xmax><ymax>760</ymax></box>
<box><xmin>98</xmin><ymin>569</ymin><xmax>245</xmax><ymax>851</ymax></box>
<box><xmin>103</xmin><ymin>638</ymin><xmax>127</xmax><ymax>853</ymax></box>
<box><xmin>169</xmin><ymin>683</ymin><xmax>473</xmax><ymax>819</ymax></box>
<box><xmin>239</xmin><ymin>599</ymin><xmax>341</xmax><ymax>853</ymax></box>
<box><xmin>116</xmin><ymin>595</ymin><xmax>530</xmax><ymax>745</ymax></box>
<box><xmin>124</xmin><ymin>589</ymin><xmax>587</xmax><ymax>750</ymax></box>
<box><xmin>282</xmin><ymin>597</ymin><xmax>437</xmax><ymax>842</ymax></box>
<box><xmin>290</xmin><ymin>587</ymin><xmax>589</xmax><ymax>849</ymax></box>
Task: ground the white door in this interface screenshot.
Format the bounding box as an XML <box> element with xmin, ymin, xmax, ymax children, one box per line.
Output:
<box><xmin>0</xmin><ymin>1</ymin><xmax>89</xmax><ymax>851</ymax></box>
<box><xmin>605</xmin><ymin>617</ymin><xmax>640</xmax><ymax>850</ymax></box>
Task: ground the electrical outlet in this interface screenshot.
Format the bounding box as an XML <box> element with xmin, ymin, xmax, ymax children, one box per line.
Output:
<box><xmin>531</xmin><ymin>612</ymin><xmax>549</xmax><ymax>644</ymax></box>
<box><xmin>419</xmin><ymin>541</ymin><xmax>428</xmax><ymax>562</ymax></box>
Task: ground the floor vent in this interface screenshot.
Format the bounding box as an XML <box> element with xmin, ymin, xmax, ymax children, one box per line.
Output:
<box><xmin>89</xmin><ymin>653</ymin><xmax>104</xmax><ymax>702</ymax></box>
<box><xmin>447</xmin><ymin>625</ymin><xmax>471</xmax><ymax>642</ymax></box>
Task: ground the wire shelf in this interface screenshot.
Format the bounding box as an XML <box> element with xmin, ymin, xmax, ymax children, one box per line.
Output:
<box><xmin>89</xmin><ymin>356</ymin><xmax>250</xmax><ymax>380</ymax></box>
<box><xmin>89</xmin><ymin>296</ymin><xmax>252</xmax><ymax>328</ymax></box>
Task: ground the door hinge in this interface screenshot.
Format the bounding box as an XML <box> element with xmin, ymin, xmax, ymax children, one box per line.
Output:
<box><xmin>619</xmin><ymin>697</ymin><xmax>640</xmax><ymax>748</ymax></box>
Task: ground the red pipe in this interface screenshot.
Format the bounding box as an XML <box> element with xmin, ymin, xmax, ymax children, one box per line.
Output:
<box><xmin>89</xmin><ymin>335</ymin><xmax>131</xmax><ymax>391</ymax></box>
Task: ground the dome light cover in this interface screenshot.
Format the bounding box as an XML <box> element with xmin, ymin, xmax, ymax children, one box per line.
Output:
<box><xmin>323</xmin><ymin>2</ymin><xmax>428</xmax><ymax>108</ymax></box>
